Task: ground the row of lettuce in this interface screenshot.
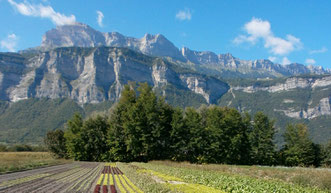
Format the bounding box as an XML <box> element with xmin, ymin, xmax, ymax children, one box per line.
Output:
<box><xmin>45</xmin><ymin>82</ymin><xmax>331</xmax><ymax>167</ymax></box>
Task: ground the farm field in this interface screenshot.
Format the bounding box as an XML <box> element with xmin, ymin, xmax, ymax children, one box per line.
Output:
<box><xmin>0</xmin><ymin>161</ymin><xmax>330</xmax><ymax>193</ymax></box>
<box><xmin>0</xmin><ymin>152</ymin><xmax>71</xmax><ymax>174</ymax></box>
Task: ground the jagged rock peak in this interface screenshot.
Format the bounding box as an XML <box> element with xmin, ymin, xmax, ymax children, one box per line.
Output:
<box><xmin>35</xmin><ymin>22</ymin><xmax>330</xmax><ymax>78</ymax></box>
<box><xmin>41</xmin><ymin>22</ymin><xmax>105</xmax><ymax>48</ymax></box>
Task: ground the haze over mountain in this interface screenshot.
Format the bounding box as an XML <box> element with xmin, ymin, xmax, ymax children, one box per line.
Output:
<box><xmin>0</xmin><ymin>23</ymin><xmax>330</xmax><ymax>144</ymax></box>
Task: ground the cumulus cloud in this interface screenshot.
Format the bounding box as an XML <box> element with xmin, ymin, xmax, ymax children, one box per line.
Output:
<box><xmin>96</xmin><ymin>10</ymin><xmax>104</xmax><ymax>27</ymax></box>
<box><xmin>8</xmin><ymin>0</ymin><xmax>76</xmax><ymax>26</ymax></box>
<box><xmin>310</xmin><ymin>47</ymin><xmax>327</xmax><ymax>54</ymax></box>
<box><xmin>305</xmin><ymin>58</ymin><xmax>316</xmax><ymax>65</ymax></box>
<box><xmin>234</xmin><ymin>18</ymin><xmax>302</xmax><ymax>55</ymax></box>
<box><xmin>281</xmin><ymin>57</ymin><xmax>291</xmax><ymax>65</ymax></box>
<box><xmin>1</xmin><ymin>33</ymin><xmax>18</xmax><ymax>52</ymax></box>
<box><xmin>176</xmin><ymin>8</ymin><xmax>192</xmax><ymax>21</ymax></box>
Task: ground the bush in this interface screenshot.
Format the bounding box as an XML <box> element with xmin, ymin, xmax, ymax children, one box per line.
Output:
<box><xmin>44</xmin><ymin>130</ymin><xmax>68</xmax><ymax>158</ymax></box>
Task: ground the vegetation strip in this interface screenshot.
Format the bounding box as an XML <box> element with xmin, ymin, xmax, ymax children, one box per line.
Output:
<box><xmin>138</xmin><ymin>169</ymin><xmax>224</xmax><ymax>193</ymax></box>
<box><xmin>76</xmin><ymin>164</ymin><xmax>104</xmax><ymax>191</ymax></box>
<box><xmin>66</xmin><ymin>164</ymin><xmax>101</xmax><ymax>191</ymax></box>
<box><xmin>122</xmin><ymin>175</ymin><xmax>144</xmax><ymax>193</ymax></box>
<box><xmin>93</xmin><ymin>164</ymin><xmax>149</xmax><ymax>193</ymax></box>
<box><xmin>110</xmin><ymin>167</ymin><xmax>117</xmax><ymax>193</ymax></box>
<box><xmin>134</xmin><ymin>162</ymin><xmax>328</xmax><ymax>193</ymax></box>
<box><xmin>114</xmin><ymin>175</ymin><xmax>127</xmax><ymax>193</ymax></box>
<box><xmin>94</xmin><ymin>173</ymin><xmax>105</xmax><ymax>193</ymax></box>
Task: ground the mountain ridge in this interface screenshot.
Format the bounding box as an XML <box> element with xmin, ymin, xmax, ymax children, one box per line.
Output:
<box><xmin>23</xmin><ymin>22</ymin><xmax>330</xmax><ymax>78</ymax></box>
<box><xmin>1</xmin><ymin>47</ymin><xmax>229</xmax><ymax>105</ymax></box>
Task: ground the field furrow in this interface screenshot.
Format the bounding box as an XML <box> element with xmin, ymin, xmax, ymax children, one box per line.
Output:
<box><xmin>1</xmin><ymin>161</ymin><xmax>326</xmax><ymax>192</ymax></box>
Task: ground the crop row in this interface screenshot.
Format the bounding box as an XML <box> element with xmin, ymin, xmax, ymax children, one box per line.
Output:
<box><xmin>0</xmin><ymin>162</ymin><xmax>102</xmax><ymax>193</ymax></box>
<box><xmin>94</xmin><ymin>163</ymin><xmax>143</xmax><ymax>193</ymax></box>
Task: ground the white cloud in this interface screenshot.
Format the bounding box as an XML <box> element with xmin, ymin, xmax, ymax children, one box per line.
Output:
<box><xmin>176</xmin><ymin>8</ymin><xmax>192</xmax><ymax>21</ymax></box>
<box><xmin>96</xmin><ymin>10</ymin><xmax>104</xmax><ymax>27</ymax></box>
<box><xmin>281</xmin><ymin>57</ymin><xmax>291</xmax><ymax>65</ymax></box>
<box><xmin>268</xmin><ymin>56</ymin><xmax>277</xmax><ymax>62</ymax></box>
<box><xmin>305</xmin><ymin>58</ymin><xmax>316</xmax><ymax>65</ymax></box>
<box><xmin>8</xmin><ymin>0</ymin><xmax>76</xmax><ymax>26</ymax></box>
<box><xmin>1</xmin><ymin>33</ymin><xmax>18</xmax><ymax>52</ymax></box>
<box><xmin>310</xmin><ymin>47</ymin><xmax>327</xmax><ymax>54</ymax></box>
<box><xmin>234</xmin><ymin>18</ymin><xmax>302</xmax><ymax>55</ymax></box>
<box><xmin>244</xmin><ymin>18</ymin><xmax>271</xmax><ymax>42</ymax></box>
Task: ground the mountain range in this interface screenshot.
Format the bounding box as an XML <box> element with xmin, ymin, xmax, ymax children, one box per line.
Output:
<box><xmin>27</xmin><ymin>23</ymin><xmax>330</xmax><ymax>78</ymax></box>
<box><xmin>0</xmin><ymin>22</ymin><xmax>330</xmax><ymax>144</ymax></box>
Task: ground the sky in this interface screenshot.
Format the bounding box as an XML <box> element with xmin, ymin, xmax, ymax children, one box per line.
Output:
<box><xmin>0</xmin><ymin>0</ymin><xmax>330</xmax><ymax>69</ymax></box>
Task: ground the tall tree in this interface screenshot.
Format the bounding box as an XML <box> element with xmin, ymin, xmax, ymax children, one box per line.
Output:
<box><xmin>79</xmin><ymin>115</ymin><xmax>109</xmax><ymax>161</ymax></box>
<box><xmin>204</xmin><ymin>106</ymin><xmax>225</xmax><ymax>163</ymax></box>
<box><xmin>65</xmin><ymin>113</ymin><xmax>109</xmax><ymax>161</ymax></box>
<box><xmin>108</xmin><ymin>84</ymin><xmax>136</xmax><ymax>162</ymax></box>
<box><xmin>170</xmin><ymin>108</ymin><xmax>190</xmax><ymax>161</ymax></box>
<box><xmin>283</xmin><ymin>123</ymin><xmax>316</xmax><ymax>166</ymax></box>
<box><xmin>221</xmin><ymin>107</ymin><xmax>251</xmax><ymax>164</ymax></box>
<box><xmin>249</xmin><ymin>112</ymin><xmax>276</xmax><ymax>165</ymax></box>
<box><xmin>126</xmin><ymin>83</ymin><xmax>172</xmax><ymax>161</ymax></box>
<box><xmin>185</xmin><ymin>107</ymin><xmax>206</xmax><ymax>163</ymax></box>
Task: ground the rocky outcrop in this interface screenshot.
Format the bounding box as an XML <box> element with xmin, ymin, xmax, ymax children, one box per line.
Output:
<box><xmin>275</xmin><ymin>97</ymin><xmax>331</xmax><ymax>119</ymax></box>
<box><xmin>0</xmin><ymin>47</ymin><xmax>229</xmax><ymax>104</ymax></box>
<box><xmin>179</xmin><ymin>74</ymin><xmax>229</xmax><ymax>103</ymax></box>
<box><xmin>233</xmin><ymin>76</ymin><xmax>331</xmax><ymax>93</ymax></box>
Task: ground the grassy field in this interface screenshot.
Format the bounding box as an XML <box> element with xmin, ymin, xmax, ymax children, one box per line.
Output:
<box><xmin>0</xmin><ymin>152</ymin><xmax>72</xmax><ymax>174</ymax></box>
<box><xmin>118</xmin><ymin>161</ymin><xmax>331</xmax><ymax>193</ymax></box>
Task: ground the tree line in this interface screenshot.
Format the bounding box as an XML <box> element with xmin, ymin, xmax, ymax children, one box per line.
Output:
<box><xmin>0</xmin><ymin>144</ymin><xmax>47</xmax><ymax>152</ymax></box>
<box><xmin>45</xmin><ymin>82</ymin><xmax>331</xmax><ymax>167</ymax></box>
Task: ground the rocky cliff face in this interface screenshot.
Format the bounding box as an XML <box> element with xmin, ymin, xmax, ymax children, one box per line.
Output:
<box><xmin>277</xmin><ymin>97</ymin><xmax>331</xmax><ymax>119</ymax></box>
<box><xmin>233</xmin><ymin>76</ymin><xmax>331</xmax><ymax>93</ymax></box>
<box><xmin>225</xmin><ymin>75</ymin><xmax>331</xmax><ymax>119</ymax></box>
<box><xmin>1</xmin><ymin>47</ymin><xmax>228</xmax><ymax>104</ymax></box>
<box><xmin>32</xmin><ymin>23</ymin><xmax>330</xmax><ymax>79</ymax></box>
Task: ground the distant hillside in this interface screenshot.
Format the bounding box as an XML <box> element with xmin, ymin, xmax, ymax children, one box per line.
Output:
<box><xmin>219</xmin><ymin>75</ymin><xmax>331</xmax><ymax>144</ymax></box>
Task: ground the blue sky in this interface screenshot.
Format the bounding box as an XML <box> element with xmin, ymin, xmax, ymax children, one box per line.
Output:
<box><xmin>0</xmin><ymin>0</ymin><xmax>330</xmax><ymax>69</ymax></box>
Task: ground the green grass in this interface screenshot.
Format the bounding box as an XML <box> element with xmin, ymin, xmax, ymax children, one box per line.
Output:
<box><xmin>117</xmin><ymin>162</ymin><xmax>177</xmax><ymax>193</ymax></box>
<box><xmin>122</xmin><ymin>161</ymin><xmax>330</xmax><ymax>193</ymax></box>
<box><xmin>0</xmin><ymin>152</ymin><xmax>72</xmax><ymax>174</ymax></box>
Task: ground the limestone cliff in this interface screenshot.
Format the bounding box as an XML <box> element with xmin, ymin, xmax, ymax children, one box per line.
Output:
<box><xmin>1</xmin><ymin>47</ymin><xmax>229</xmax><ymax>104</ymax></box>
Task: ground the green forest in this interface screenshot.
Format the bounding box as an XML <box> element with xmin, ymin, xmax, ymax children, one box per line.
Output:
<box><xmin>45</xmin><ymin>82</ymin><xmax>331</xmax><ymax>167</ymax></box>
